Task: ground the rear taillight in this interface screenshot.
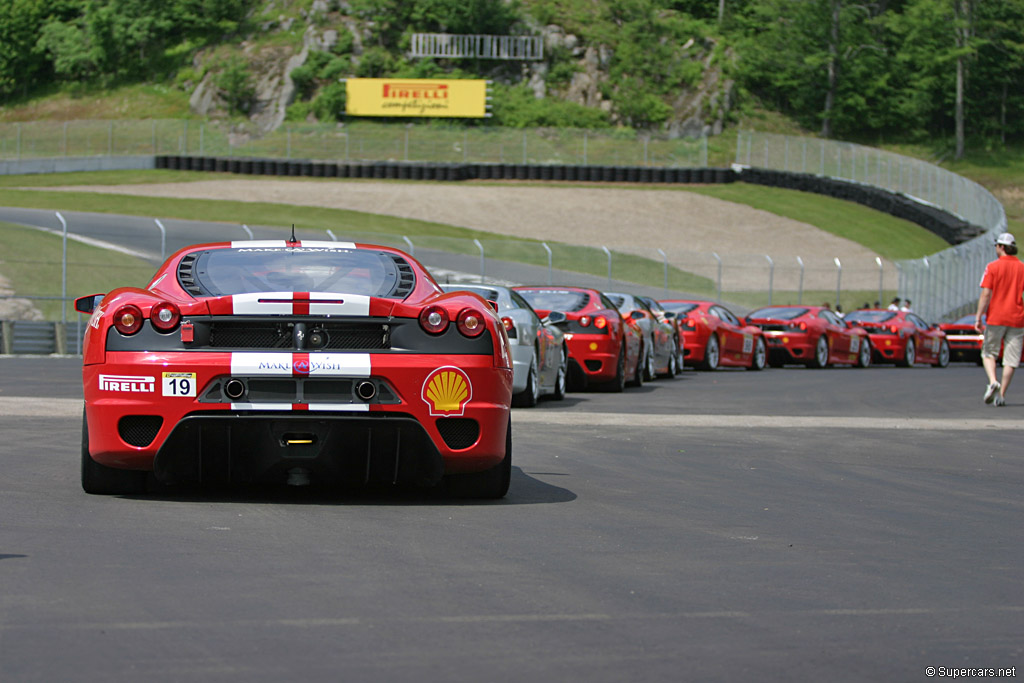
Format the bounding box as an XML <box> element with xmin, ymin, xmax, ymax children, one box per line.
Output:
<box><xmin>457</xmin><ymin>308</ymin><xmax>486</xmax><ymax>338</ymax></box>
<box><xmin>501</xmin><ymin>316</ymin><xmax>517</xmax><ymax>339</ymax></box>
<box><xmin>419</xmin><ymin>305</ymin><xmax>450</xmax><ymax>334</ymax></box>
<box><xmin>594</xmin><ymin>316</ymin><xmax>608</xmax><ymax>330</ymax></box>
<box><xmin>890</xmin><ymin>325</ymin><xmax>898</xmax><ymax>334</ymax></box>
<box><xmin>685</xmin><ymin>318</ymin><xmax>696</xmax><ymax>328</ymax></box>
<box><xmin>150</xmin><ymin>301</ymin><xmax>181</xmax><ymax>332</ymax></box>
<box><xmin>113</xmin><ymin>304</ymin><xmax>143</xmax><ymax>335</ymax></box>
<box><xmin>579</xmin><ymin>316</ymin><xmax>591</xmax><ymax>327</ymax></box>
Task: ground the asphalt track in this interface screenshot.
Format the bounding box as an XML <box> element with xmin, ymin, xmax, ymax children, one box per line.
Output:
<box><xmin>2</xmin><ymin>355</ymin><xmax>1022</xmax><ymax>682</ymax></box>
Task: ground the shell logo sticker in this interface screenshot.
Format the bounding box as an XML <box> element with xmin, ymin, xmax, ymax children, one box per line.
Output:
<box><xmin>422</xmin><ymin>366</ymin><xmax>472</xmax><ymax>416</ymax></box>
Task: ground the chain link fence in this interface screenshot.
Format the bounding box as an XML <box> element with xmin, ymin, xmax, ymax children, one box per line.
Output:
<box><xmin>735</xmin><ymin>131</ymin><xmax>1007</xmax><ymax>321</ymax></box>
<box><xmin>0</xmin><ymin>119</ymin><xmax>709</xmax><ymax>168</ymax></box>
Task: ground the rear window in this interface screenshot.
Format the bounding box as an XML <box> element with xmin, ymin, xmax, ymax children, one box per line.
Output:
<box><xmin>845</xmin><ymin>310</ymin><xmax>895</xmax><ymax>324</ymax></box>
<box><xmin>187</xmin><ymin>246</ymin><xmax>411</xmax><ymax>298</ymax></box>
<box><xmin>661</xmin><ymin>302</ymin><xmax>698</xmax><ymax>316</ymax></box>
<box><xmin>748</xmin><ymin>307</ymin><xmax>808</xmax><ymax>320</ymax></box>
<box><xmin>517</xmin><ymin>289</ymin><xmax>589</xmax><ymax>312</ymax></box>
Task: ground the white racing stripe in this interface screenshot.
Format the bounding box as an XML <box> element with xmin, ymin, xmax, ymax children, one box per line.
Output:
<box><xmin>3</xmin><ymin>396</ymin><xmax>1023</xmax><ymax>430</ymax></box>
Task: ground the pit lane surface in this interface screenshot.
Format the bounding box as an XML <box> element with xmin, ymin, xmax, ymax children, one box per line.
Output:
<box><xmin>2</xmin><ymin>357</ymin><xmax>1022</xmax><ymax>682</ymax></box>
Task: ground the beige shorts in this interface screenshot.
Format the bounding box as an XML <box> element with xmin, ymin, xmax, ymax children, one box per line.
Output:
<box><xmin>983</xmin><ymin>325</ymin><xmax>1024</xmax><ymax>367</ymax></box>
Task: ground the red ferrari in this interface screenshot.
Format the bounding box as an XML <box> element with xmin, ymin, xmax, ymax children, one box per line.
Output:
<box><xmin>937</xmin><ymin>314</ymin><xmax>985</xmax><ymax>365</ymax></box>
<box><xmin>843</xmin><ymin>309</ymin><xmax>951</xmax><ymax>367</ymax></box>
<box><xmin>660</xmin><ymin>299</ymin><xmax>767</xmax><ymax>371</ymax></box>
<box><xmin>75</xmin><ymin>238</ymin><xmax>514</xmax><ymax>498</ymax></box>
<box><xmin>746</xmin><ymin>305</ymin><xmax>872</xmax><ymax>368</ymax></box>
<box><xmin>513</xmin><ymin>286</ymin><xmax>642</xmax><ymax>391</ymax></box>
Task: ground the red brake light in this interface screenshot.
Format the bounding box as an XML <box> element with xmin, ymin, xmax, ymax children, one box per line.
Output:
<box><xmin>419</xmin><ymin>304</ymin><xmax>450</xmax><ymax>334</ymax></box>
<box><xmin>150</xmin><ymin>301</ymin><xmax>180</xmax><ymax>332</ymax></box>
<box><xmin>685</xmin><ymin>319</ymin><xmax>696</xmax><ymax>328</ymax></box>
<box><xmin>457</xmin><ymin>307</ymin><xmax>486</xmax><ymax>338</ymax></box>
<box><xmin>579</xmin><ymin>316</ymin><xmax>591</xmax><ymax>327</ymax></box>
<box><xmin>799</xmin><ymin>321</ymin><xmax>807</xmax><ymax>331</ymax></box>
<box><xmin>594</xmin><ymin>316</ymin><xmax>608</xmax><ymax>329</ymax></box>
<box><xmin>113</xmin><ymin>304</ymin><xmax>143</xmax><ymax>335</ymax></box>
<box><xmin>890</xmin><ymin>325</ymin><xmax>898</xmax><ymax>334</ymax></box>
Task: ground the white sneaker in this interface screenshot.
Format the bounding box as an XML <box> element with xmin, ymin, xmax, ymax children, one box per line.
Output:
<box><xmin>984</xmin><ymin>382</ymin><xmax>1001</xmax><ymax>404</ymax></box>
<box><xmin>994</xmin><ymin>395</ymin><xmax>1006</xmax><ymax>407</ymax></box>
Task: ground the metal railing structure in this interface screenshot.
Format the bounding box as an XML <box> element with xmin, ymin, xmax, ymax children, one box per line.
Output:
<box><xmin>410</xmin><ymin>33</ymin><xmax>544</xmax><ymax>60</ymax></box>
<box><xmin>0</xmin><ymin>120</ymin><xmax>708</xmax><ymax>169</ymax></box>
<box><xmin>735</xmin><ymin>131</ymin><xmax>1007</xmax><ymax>321</ymax></box>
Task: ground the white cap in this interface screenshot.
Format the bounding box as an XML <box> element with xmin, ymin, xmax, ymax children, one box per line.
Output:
<box><xmin>996</xmin><ymin>232</ymin><xmax>1016</xmax><ymax>246</ymax></box>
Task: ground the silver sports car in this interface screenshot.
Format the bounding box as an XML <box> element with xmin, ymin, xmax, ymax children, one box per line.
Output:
<box><xmin>441</xmin><ymin>284</ymin><xmax>568</xmax><ymax>406</ymax></box>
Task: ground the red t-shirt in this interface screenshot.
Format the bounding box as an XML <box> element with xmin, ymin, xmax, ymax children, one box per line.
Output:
<box><xmin>980</xmin><ymin>254</ymin><xmax>1024</xmax><ymax>327</ymax></box>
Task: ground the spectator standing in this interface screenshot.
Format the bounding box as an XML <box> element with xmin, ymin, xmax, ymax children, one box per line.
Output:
<box><xmin>900</xmin><ymin>299</ymin><xmax>913</xmax><ymax>312</ymax></box>
<box><xmin>976</xmin><ymin>232</ymin><xmax>1024</xmax><ymax>406</ymax></box>
<box><xmin>887</xmin><ymin>297</ymin><xmax>901</xmax><ymax>311</ymax></box>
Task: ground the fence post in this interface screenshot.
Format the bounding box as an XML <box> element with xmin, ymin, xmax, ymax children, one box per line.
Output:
<box><xmin>402</xmin><ymin>236</ymin><xmax>415</xmax><ymax>257</ymax></box>
<box><xmin>796</xmin><ymin>256</ymin><xmax>804</xmax><ymax>304</ymax></box>
<box><xmin>712</xmin><ymin>252</ymin><xmax>722</xmax><ymax>303</ymax></box>
<box><xmin>542</xmin><ymin>242</ymin><xmax>552</xmax><ymax>285</ymax></box>
<box><xmin>241</xmin><ymin>224</ymin><xmax>254</xmax><ymax>240</ymax></box>
<box><xmin>657</xmin><ymin>248</ymin><xmax>668</xmax><ymax>296</ymax></box>
<box><xmin>834</xmin><ymin>257</ymin><xmax>842</xmax><ymax>307</ymax></box>
<box><xmin>57</xmin><ymin>212</ymin><xmax>68</xmax><ymax>325</ymax></box>
<box><xmin>155</xmin><ymin>219</ymin><xmax>167</xmax><ymax>261</ymax></box>
<box><xmin>876</xmin><ymin>257</ymin><xmax>883</xmax><ymax>307</ymax></box>
<box><xmin>765</xmin><ymin>255</ymin><xmax>774</xmax><ymax>306</ymax></box>
<box><xmin>474</xmin><ymin>239</ymin><xmax>485</xmax><ymax>283</ymax></box>
<box><xmin>602</xmin><ymin>246</ymin><xmax>612</xmax><ymax>289</ymax></box>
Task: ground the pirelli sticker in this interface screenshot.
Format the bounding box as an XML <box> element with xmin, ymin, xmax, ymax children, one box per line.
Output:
<box><xmin>99</xmin><ymin>374</ymin><xmax>155</xmax><ymax>393</ymax></box>
<box><xmin>422</xmin><ymin>366</ymin><xmax>472</xmax><ymax>416</ymax></box>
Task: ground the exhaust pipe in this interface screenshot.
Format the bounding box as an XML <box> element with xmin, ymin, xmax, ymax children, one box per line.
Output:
<box><xmin>224</xmin><ymin>378</ymin><xmax>246</xmax><ymax>400</ymax></box>
<box><xmin>355</xmin><ymin>380</ymin><xmax>377</xmax><ymax>401</ymax></box>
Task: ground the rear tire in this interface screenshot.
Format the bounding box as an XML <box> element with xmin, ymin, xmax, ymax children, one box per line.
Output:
<box><xmin>935</xmin><ymin>339</ymin><xmax>950</xmax><ymax>368</ymax></box>
<box><xmin>551</xmin><ymin>347</ymin><xmax>567</xmax><ymax>400</ymax></box>
<box><xmin>81</xmin><ymin>410</ymin><xmax>147</xmax><ymax>495</ymax></box>
<box><xmin>747</xmin><ymin>337</ymin><xmax>767</xmax><ymax>371</ymax></box>
<box><xmin>443</xmin><ymin>418</ymin><xmax>511</xmax><ymax>499</ymax></box>
<box><xmin>627</xmin><ymin>344</ymin><xmax>645</xmax><ymax>388</ymax></box>
<box><xmin>899</xmin><ymin>338</ymin><xmax>916</xmax><ymax>367</ymax></box>
<box><xmin>808</xmin><ymin>335</ymin><xmax>829</xmax><ymax>369</ymax></box>
<box><xmin>601</xmin><ymin>346</ymin><xmax>626</xmax><ymax>393</ymax></box>
<box><xmin>700</xmin><ymin>335</ymin><xmax>720</xmax><ymax>371</ymax></box>
<box><xmin>512</xmin><ymin>360</ymin><xmax>539</xmax><ymax>407</ymax></box>
<box><xmin>856</xmin><ymin>338</ymin><xmax>872</xmax><ymax>368</ymax></box>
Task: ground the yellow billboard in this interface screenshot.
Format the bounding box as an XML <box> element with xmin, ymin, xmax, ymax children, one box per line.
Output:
<box><xmin>345</xmin><ymin>79</ymin><xmax>490</xmax><ymax>118</ymax></box>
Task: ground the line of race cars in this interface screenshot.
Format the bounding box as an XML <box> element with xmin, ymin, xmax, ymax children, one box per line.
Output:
<box><xmin>74</xmin><ymin>240</ymin><xmax>975</xmax><ymax>501</ymax></box>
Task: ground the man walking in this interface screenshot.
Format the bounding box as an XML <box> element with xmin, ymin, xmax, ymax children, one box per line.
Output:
<box><xmin>975</xmin><ymin>232</ymin><xmax>1024</xmax><ymax>406</ymax></box>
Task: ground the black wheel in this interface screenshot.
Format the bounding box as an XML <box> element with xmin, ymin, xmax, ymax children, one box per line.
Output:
<box><xmin>747</xmin><ymin>337</ymin><xmax>767</xmax><ymax>371</ymax></box>
<box><xmin>935</xmin><ymin>339</ymin><xmax>950</xmax><ymax>368</ymax></box>
<box><xmin>512</xmin><ymin>359</ymin><xmax>539</xmax><ymax>407</ymax></box>
<box><xmin>809</xmin><ymin>335</ymin><xmax>829</xmax><ymax>368</ymax></box>
<box><xmin>443</xmin><ymin>418</ymin><xmax>511</xmax><ymax>499</ymax></box>
<box><xmin>627</xmin><ymin>343</ymin><xmax>645</xmax><ymax>388</ymax></box>
<box><xmin>601</xmin><ymin>345</ymin><xmax>627</xmax><ymax>392</ymax></box>
<box><xmin>660</xmin><ymin>345</ymin><xmax>680</xmax><ymax>378</ymax></box>
<box><xmin>899</xmin><ymin>338</ymin><xmax>916</xmax><ymax>367</ymax></box>
<box><xmin>642</xmin><ymin>346</ymin><xmax>656</xmax><ymax>382</ymax></box>
<box><xmin>856</xmin><ymin>338</ymin><xmax>872</xmax><ymax>368</ymax></box>
<box><xmin>81</xmin><ymin>410</ymin><xmax>147</xmax><ymax>495</ymax></box>
<box><xmin>700</xmin><ymin>335</ymin><xmax>720</xmax><ymax>371</ymax></box>
<box><xmin>551</xmin><ymin>347</ymin><xmax>568</xmax><ymax>400</ymax></box>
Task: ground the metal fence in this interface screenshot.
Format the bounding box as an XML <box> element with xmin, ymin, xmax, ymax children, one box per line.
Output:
<box><xmin>0</xmin><ymin>119</ymin><xmax>709</xmax><ymax>168</ymax></box>
<box><xmin>410</xmin><ymin>33</ymin><xmax>544</xmax><ymax>60</ymax></box>
<box><xmin>735</xmin><ymin>131</ymin><xmax>1007</xmax><ymax>321</ymax></box>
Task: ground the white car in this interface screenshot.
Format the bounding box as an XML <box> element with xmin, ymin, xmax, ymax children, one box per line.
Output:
<box><xmin>441</xmin><ymin>284</ymin><xmax>568</xmax><ymax>406</ymax></box>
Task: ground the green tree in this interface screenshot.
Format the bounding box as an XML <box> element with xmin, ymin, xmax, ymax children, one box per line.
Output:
<box><xmin>217</xmin><ymin>55</ymin><xmax>255</xmax><ymax>114</ymax></box>
<box><xmin>0</xmin><ymin>0</ymin><xmax>49</xmax><ymax>98</ymax></box>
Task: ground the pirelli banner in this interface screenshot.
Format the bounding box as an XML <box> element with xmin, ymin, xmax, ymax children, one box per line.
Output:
<box><xmin>344</xmin><ymin>78</ymin><xmax>491</xmax><ymax>118</ymax></box>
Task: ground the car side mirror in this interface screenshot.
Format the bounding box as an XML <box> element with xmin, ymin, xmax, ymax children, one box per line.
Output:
<box><xmin>546</xmin><ymin>311</ymin><xmax>567</xmax><ymax>324</ymax></box>
<box><xmin>75</xmin><ymin>294</ymin><xmax>104</xmax><ymax>314</ymax></box>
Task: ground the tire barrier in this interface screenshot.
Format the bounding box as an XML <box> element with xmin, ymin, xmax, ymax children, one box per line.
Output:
<box><xmin>738</xmin><ymin>167</ymin><xmax>982</xmax><ymax>245</ymax></box>
<box><xmin>155</xmin><ymin>155</ymin><xmax>744</xmax><ymax>188</ymax></box>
